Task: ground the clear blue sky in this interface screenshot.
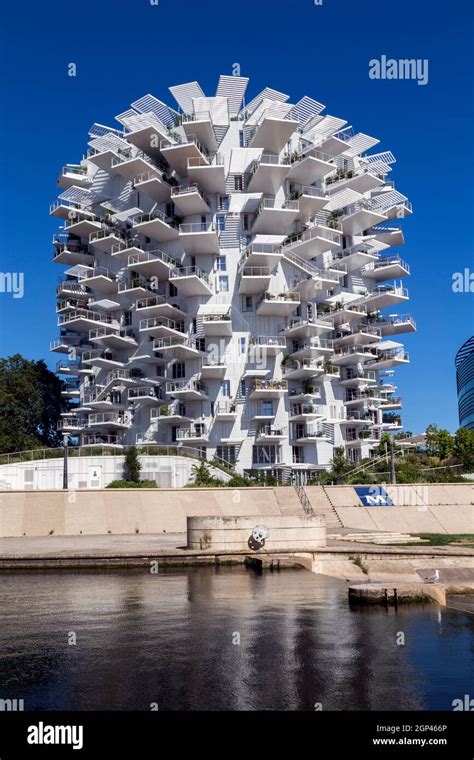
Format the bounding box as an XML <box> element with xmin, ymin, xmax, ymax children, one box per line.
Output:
<box><xmin>0</xmin><ymin>0</ymin><xmax>472</xmax><ymax>433</ymax></box>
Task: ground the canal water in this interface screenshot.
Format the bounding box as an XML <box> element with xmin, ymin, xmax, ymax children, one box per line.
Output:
<box><xmin>0</xmin><ymin>568</ymin><xmax>472</xmax><ymax>711</ymax></box>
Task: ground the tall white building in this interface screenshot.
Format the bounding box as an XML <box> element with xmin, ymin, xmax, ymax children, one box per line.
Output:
<box><xmin>50</xmin><ymin>74</ymin><xmax>414</xmax><ymax>482</ymax></box>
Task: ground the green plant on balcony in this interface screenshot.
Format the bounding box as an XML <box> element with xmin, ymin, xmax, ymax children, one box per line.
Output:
<box><xmin>159</xmin><ymin>404</ymin><xmax>169</xmax><ymax>416</ymax></box>
<box><xmin>281</xmin><ymin>354</ymin><xmax>292</xmax><ymax>366</ymax></box>
<box><xmin>359</xmin><ymin>429</ymin><xmax>373</xmax><ymax>439</ymax></box>
<box><xmin>264</xmin><ymin>291</ymin><xmax>274</xmax><ymax>300</ymax></box>
<box><xmin>229</xmin><ymin>402</ymin><xmax>236</xmax><ymax>413</ymax></box>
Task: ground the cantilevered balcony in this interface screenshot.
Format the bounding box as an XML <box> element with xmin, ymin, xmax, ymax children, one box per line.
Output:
<box><xmin>117</xmin><ymin>275</ymin><xmax>155</xmax><ymax>300</ymax></box>
<box><xmin>251</xmin><ymin>197</ymin><xmax>299</xmax><ymax>235</ymax></box>
<box><xmin>239</xmin><ymin>266</ymin><xmax>272</xmax><ymax>295</ymax></box>
<box><xmin>150</xmin><ymin>403</ymin><xmax>193</xmax><ymax>424</ymax></box>
<box><xmin>318</xmin><ymin>302</ymin><xmax>367</xmax><ymax>328</ymax></box>
<box><xmin>89</xmin><ymin>326</ymin><xmax>138</xmax><ymax>350</ymax></box>
<box><xmin>57</xmin><ymin>164</ymin><xmax>92</xmax><ymax>190</ymax></box>
<box><xmin>240</xmin><ymin>243</ymin><xmax>283</xmax><ymax>269</ymax></box>
<box><xmin>282</xmin><ymin>251</ymin><xmax>345</xmax><ymax>298</ymax></box>
<box><xmin>324</xmin><ymin>167</ymin><xmax>384</xmax><ymax>196</ymax></box>
<box><xmin>286</xmin><ymin>148</ymin><xmax>335</xmax><ymax>185</ymax></box>
<box><xmin>123</xmin><ymin>113</ymin><xmax>170</xmax><ymax>159</ymax></box>
<box><xmin>58</xmin><ymin>309</ymin><xmax>119</xmax><ymax>333</ymax></box>
<box><xmin>341</xmin><ymin>411</ymin><xmax>376</xmax><ymax>427</ymax></box>
<box><xmin>291</xmin><ymin>423</ymin><xmax>330</xmax><ymax>443</ymax></box>
<box><xmin>61</xmin><ymin>378</ymin><xmax>81</xmax><ymax>398</ymax></box>
<box><xmin>366</xmin><ymin>348</ymin><xmax>410</xmax><ymax>370</ymax></box>
<box><xmin>200</xmin><ymin>355</ymin><xmax>226</xmax><ymax>379</ymax></box>
<box><xmin>256</xmin><ymin>291</ymin><xmax>300</xmax><ymax>317</ymax></box>
<box><xmin>136</xmin><ymin>296</ymin><xmax>187</xmax><ymax>322</ymax></box>
<box><xmin>339</xmin><ymin>369</ymin><xmax>377</xmax><ymax>388</ymax></box>
<box><xmin>50</xmin><ymin>331</ymin><xmax>89</xmax><ymax>353</ymax></box>
<box><xmin>282</xmin><ymin>358</ymin><xmax>325</xmax><ymax>381</ymax></box>
<box><xmin>362</xmin><ymin>284</ymin><xmax>409</xmax><ymax>311</ymax></box>
<box><xmin>88</xmin><ymin>412</ymin><xmax>131</xmax><ymax>429</ymax></box>
<box><xmin>334</xmin><ymin>324</ymin><xmax>381</xmax><ymax>348</ymax></box>
<box><xmin>127</xmin><ymin>249</ymin><xmax>180</xmax><ymax>281</ymax></box>
<box><xmin>171</xmin><ymin>183</ymin><xmax>210</xmax><ymax>215</ymax></box>
<box><xmin>290</xmin><ymin>338</ymin><xmax>334</xmax><ymax>361</ymax></box>
<box><xmin>160</xmin><ymin>135</ymin><xmax>209</xmax><ymax>177</ymax></box>
<box><xmin>169</xmin><ymin>266</ymin><xmax>213</xmax><ymax>296</ymax></box>
<box><xmin>368</xmin><ymin>314</ymin><xmax>416</xmax><ymax>336</ymax></box>
<box><xmin>179</xmin><ymin>221</ymin><xmax>220</xmax><ymax>255</ymax></box>
<box><xmin>344</xmin><ymin>389</ymin><xmax>382</xmax><ymax>407</ymax></box>
<box><xmin>52</xmin><ymin>235</ymin><xmax>94</xmax><ymax>266</ymax></box>
<box><xmin>331</xmin><ymin>242</ymin><xmax>381</xmax><ymax>273</ymax></box>
<box><xmin>110</xmin><ymin>150</ymin><xmax>160</xmax><ymax>181</ymax></box>
<box><xmin>153</xmin><ymin>337</ymin><xmax>203</xmax><ymax>360</ymax></box>
<box><xmin>176</xmin><ymin>424</ymin><xmax>210</xmax><ymax>443</ymax></box>
<box><xmin>128</xmin><ymin>385</ymin><xmax>163</xmax><ymax>405</ymax></box>
<box><xmin>289</xmin><ymin>404</ymin><xmax>325</xmax><ymax>422</ymax></box>
<box><xmin>77</xmin><ymin>267</ymin><xmax>118</xmax><ymax>295</ymax></box>
<box><xmin>281</xmin><ymin>223</ymin><xmax>342</xmax><ymax>259</ymax></box>
<box><xmin>339</xmin><ymin>199</ymin><xmax>387</xmax><ymax>236</ymax></box>
<box><xmin>202</xmin><ymin>311</ymin><xmax>232</xmax><ymax>337</ymax></box>
<box><xmin>182</xmin><ymin>110</ymin><xmax>218</xmax><ymax>152</ymax></box>
<box><xmin>89</xmin><ymin>229</ymin><xmax>128</xmax><ymax>254</ymax></box>
<box><xmin>63</xmin><ymin>210</ymin><xmax>102</xmax><ymax>239</ymax></box>
<box><xmin>280</xmin><ymin>317</ymin><xmax>334</xmax><ymax>340</ymax></box>
<box><xmin>249</xmin><ymin>335</ymin><xmax>287</xmax><ymax>356</ymax></box>
<box><xmin>133</xmin><ymin>169</ymin><xmax>172</xmax><ymax>203</ymax></box>
<box><xmin>255</xmin><ymin>425</ymin><xmax>286</xmax><ymax>443</ymax></box>
<box><xmin>57</xmin><ymin>416</ymin><xmax>86</xmax><ymax>433</ymax></box>
<box><xmin>248</xmin><ymin>379</ymin><xmax>288</xmax><ymax>399</ymax></box>
<box><xmin>288</xmin><ymin>385</ymin><xmax>322</xmax><ymax>403</ymax></box>
<box><xmin>379</xmin><ymin>396</ymin><xmax>403</xmax><ymax>411</ymax></box>
<box><xmin>56</xmin><ymin>279</ymin><xmax>90</xmax><ymax>299</ymax></box>
<box><xmin>187</xmin><ymin>154</ymin><xmax>226</xmax><ymax>194</ymax></box>
<box><xmin>368</xmin><ymin>225</ymin><xmax>405</xmax><ymax>249</ymax></box>
<box><xmin>139</xmin><ymin>316</ymin><xmax>185</xmax><ymax>339</ymax></box>
<box><xmin>293</xmin><ymin>185</ymin><xmax>331</xmax><ymax>223</ymax></box>
<box><xmin>246</xmin><ymin>153</ymin><xmax>289</xmax><ymax>194</ymax></box>
<box><xmin>362</xmin><ymin>256</ymin><xmax>410</xmax><ymax>281</ymax></box>
<box><xmin>332</xmin><ymin>346</ymin><xmax>377</xmax><ymax>366</ymax></box>
<box><xmin>56</xmin><ymin>297</ymin><xmax>89</xmax><ymax>314</ymax></box>
<box><xmin>82</xmin><ymin>349</ymin><xmax>125</xmax><ymax>370</ymax></box>
<box><xmin>81</xmin><ymin>433</ymin><xmax>123</xmax><ymax>447</ymax></box>
<box><xmin>129</xmin><ymin>209</ymin><xmax>179</xmax><ymax>243</ymax></box>
<box><xmin>381</xmin><ymin>413</ymin><xmax>403</xmax><ymax>430</ymax></box>
<box><xmin>248</xmin><ymin>114</ymin><xmax>299</xmax><ymax>154</ymax></box>
<box><xmin>166</xmin><ymin>379</ymin><xmax>208</xmax><ymax>401</ymax></box>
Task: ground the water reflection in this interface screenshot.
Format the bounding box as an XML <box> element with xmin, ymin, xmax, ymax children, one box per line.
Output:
<box><xmin>0</xmin><ymin>568</ymin><xmax>472</xmax><ymax>711</ymax></box>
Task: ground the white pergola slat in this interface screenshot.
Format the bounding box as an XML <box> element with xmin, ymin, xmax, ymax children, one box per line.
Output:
<box><xmin>342</xmin><ymin>133</ymin><xmax>380</xmax><ymax>157</ymax></box>
<box><xmin>324</xmin><ymin>188</ymin><xmax>363</xmax><ymax>212</ymax></box>
<box><xmin>131</xmin><ymin>94</ymin><xmax>179</xmax><ymax>128</ymax></box>
<box><xmin>216</xmin><ymin>75</ymin><xmax>249</xmax><ymax>116</ymax></box>
<box><xmin>287</xmin><ymin>96</ymin><xmax>325</xmax><ymax>126</ymax></box>
<box><xmin>169</xmin><ymin>81</ymin><xmax>205</xmax><ymax>114</ymax></box>
<box><xmin>245</xmin><ymin>87</ymin><xmax>289</xmax><ymax>116</ymax></box>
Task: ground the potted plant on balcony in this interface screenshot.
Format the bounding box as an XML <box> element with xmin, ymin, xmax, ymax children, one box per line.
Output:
<box><xmin>281</xmin><ymin>354</ymin><xmax>292</xmax><ymax>366</ymax></box>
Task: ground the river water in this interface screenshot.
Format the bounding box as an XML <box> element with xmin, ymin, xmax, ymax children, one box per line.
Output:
<box><xmin>0</xmin><ymin>568</ymin><xmax>472</xmax><ymax>711</ymax></box>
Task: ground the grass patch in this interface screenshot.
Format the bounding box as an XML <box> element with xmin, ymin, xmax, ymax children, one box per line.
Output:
<box><xmin>411</xmin><ymin>533</ymin><xmax>474</xmax><ymax>547</ymax></box>
<box><xmin>350</xmin><ymin>555</ymin><xmax>369</xmax><ymax>574</ymax></box>
<box><xmin>106</xmin><ymin>480</ymin><xmax>157</xmax><ymax>489</ymax></box>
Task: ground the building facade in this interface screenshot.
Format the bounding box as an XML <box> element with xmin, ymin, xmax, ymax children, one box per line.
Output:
<box><xmin>455</xmin><ymin>336</ymin><xmax>474</xmax><ymax>430</ymax></box>
<box><xmin>51</xmin><ymin>74</ymin><xmax>414</xmax><ymax>481</ymax></box>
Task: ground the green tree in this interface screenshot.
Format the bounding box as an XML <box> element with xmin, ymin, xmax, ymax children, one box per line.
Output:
<box><xmin>124</xmin><ymin>445</ymin><xmax>141</xmax><ymax>483</ymax></box>
<box><xmin>191</xmin><ymin>460</ymin><xmax>217</xmax><ymax>486</ymax></box>
<box><xmin>0</xmin><ymin>354</ymin><xmax>65</xmax><ymax>453</ymax></box>
<box><xmin>454</xmin><ymin>427</ymin><xmax>474</xmax><ymax>470</ymax></box>
<box><xmin>426</xmin><ymin>424</ymin><xmax>454</xmax><ymax>460</ymax></box>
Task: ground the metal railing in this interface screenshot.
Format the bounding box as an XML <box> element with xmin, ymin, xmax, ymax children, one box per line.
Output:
<box><xmin>129</xmin><ymin>209</ymin><xmax>177</xmax><ymax>228</ymax></box>
<box><xmin>166</xmin><ymin>380</ymin><xmax>208</xmax><ymax>395</ymax></box>
<box><xmin>139</xmin><ymin>317</ymin><xmax>185</xmax><ymax>333</ymax></box>
<box><xmin>249</xmin><ymin>335</ymin><xmax>287</xmax><ymax>348</ymax></box>
<box><xmin>169</xmin><ymin>265</ymin><xmax>211</xmax><ymax>286</ymax></box>
<box><xmin>179</xmin><ymin>222</ymin><xmax>217</xmax><ymax>234</ymax></box>
<box><xmin>58</xmin><ymin>310</ymin><xmax>118</xmax><ymax>326</ymax></box>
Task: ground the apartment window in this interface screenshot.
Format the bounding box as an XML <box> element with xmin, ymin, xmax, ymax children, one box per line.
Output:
<box><xmin>217</xmin><ymin>445</ymin><xmax>237</xmax><ymax>466</ymax></box>
<box><xmin>242</xmin><ymin>214</ymin><xmax>249</xmax><ymax>231</ymax></box>
<box><xmin>242</xmin><ymin>295</ymin><xmax>253</xmax><ymax>312</ymax></box>
<box><xmin>239</xmin><ymin>337</ymin><xmax>246</xmax><ymax>355</ymax></box>
<box><xmin>234</xmin><ymin>175</ymin><xmax>243</xmax><ymax>191</ymax></box>
<box><xmin>169</xmin><ymin>282</ymin><xmax>178</xmax><ymax>297</ymax></box>
<box><xmin>177</xmin><ymin>402</ymin><xmax>186</xmax><ymax>416</ymax></box>
<box><xmin>252</xmin><ymin>445</ymin><xmax>280</xmax><ymax>465</ymax></box>
<box><xmin>172</xmin><ymin>362</ymin><xmax>185</xmax><ymax>380</ymax></box>
<box><xmin>192</xmin><ymin>318</ymin><xmax>197</xmax><ymax>333</ymax></box>
<box><xmin>221</xmin><ymin>380</ymin><xmax>230</xmax><ymax>397</ymax></box>
<box><xmin>239</xmin><ymin>131</ymin><xmax>244</xmax><ymax>147</ymax></box>
<box><xmin>216</xmin><ymin>255</ymin><xmax>226</xmax><ymax>272</ymax></box>
<box><xmin>218</xmin><ymin>275</ymin><xmax>229</xmax><ymax>293</ymax></box>
<box><xmin>210</xmin><ymin>401</ymin><xmax>214</xmax><ymax>417</ymax></box>
<box><xmin>218</xmin><ymin>195</ymin><xmax>230</xmax><ymax>211</ymax></box>
<box><xmin>262</xmin><ymin>401</ymin><xmax>273</xmax><ymax>417</ymax></box>
<box><xmin>217</xmin><ymin>215</ymin><xmax>226</xmax><ymax>232</ymax></box>
<box><xmin>292</xmin><ymin>446</ymin><xmax>305</xmax><ymax>464</ymax></box>
<box><xmin>196</xmin><ymin>337</ymin><xmax>206</xmax><ymax>353</ymax></box>
<box><xmin>166</xmin><ymin>202</ymin><xmax>175</xmax><ymax>218</ymax></box>
<box><xmin>240</xmin><ymin>379</ymin><xmax>246</xmax><ymax>396</ymax></box>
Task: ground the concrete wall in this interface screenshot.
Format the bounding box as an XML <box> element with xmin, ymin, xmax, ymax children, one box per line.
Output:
<box><xmin>187</xmin><ymin>515</ymin><xmax>326</xmax><ymax>551</ymax></box>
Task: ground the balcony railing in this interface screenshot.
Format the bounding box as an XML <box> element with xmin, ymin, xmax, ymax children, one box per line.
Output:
<box><xmin>175</xmin><ymin>425</ymin><xmax>208</xmax><ymax>440</ymax></box>
<box><xmin>161</xmin><ymin>133</ymin><xmax>209</xmax><ymax>157</ymax></box>
<box><xmin>249</xmin><ymin>336</ymin><xmax>287</xmax><ymax>348</ymax></box>
<box><xmin>282</xmin><ymin>358</ymin><xmax>324</xmax><ymax>374</ymax></box>
<box><xmin>256</xmin><ymin>426</ymin><xmax>285</xmax><ymax>437</ymax></box>
<box><xmin>188</xmin><ymin>153</ymin><xmax>224</xmax><ymax>169</ymax></box>
<box><xmin>169</xmin><ymin>265</ymin><xmax>212</xmax><ymax>286</ymax></box>
<box><xmin>171</xmin><ymin>183</ymin><xmax>203</xmax><ymax>197</ymax></box>
<box><xmin>367</xmin><ymin>314</ymin><xmax>416</xmax><ymax>330</ymax></box>
<box><xmin>251</xmin><ymin>380</ymin><xmax>288</xmax><ymax>392</ymax></box>
<box><xmin>291</xmin><ymin>338</ymin><xmax>334</xmax><ymax>352</ymax></box>
<box><xmin>179</xmin><ymin>222</ymin><xmax>217</xmax><ymax>234</ymax></box>
<box><xmin>88</xmin><ymin>413</ymin><xmax>131</xmax><ymax>426</ymax></box>
<box><xmin>129</xmin><ymin>209</ymin><xmax>178</xmax><ymax>228</ymax></box>
<box><xmin>58</xmin><ymin>310</ymin><xmax>118</xmax><ymax>326</ymax></box>
<box><xmin>140</xmin><ymin>317</ymin><xmax>185</xmax><ymax>333</ymax></box>
<box><xmin>214</xmin><ymin>401</ymin><xmax>237</xmax><ymax>415</ymax></box>
<box><xmin>255</xmin><ymin>197</ymin><xmax>299</xmax><ymax>215</ymax></box>
<box><xmin>128</xmin><ymin>386</ymin><xmax>164</xmax><ymax>401</ymax></box>
<box><xmin>77</xmin><ymin>267</ymin><xmax>116</xmax><ymax>283</ymax></box>
<box><xmin>166</xmin><ymin>380</ymin><xmax>208</xmax><ymax>395</ymax></box>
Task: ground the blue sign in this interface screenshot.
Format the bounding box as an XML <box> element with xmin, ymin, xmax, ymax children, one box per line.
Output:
<box><xmin>355</xmin><ymin>486</ymin><xmax>394</xmax><ymax>507</ymax></box>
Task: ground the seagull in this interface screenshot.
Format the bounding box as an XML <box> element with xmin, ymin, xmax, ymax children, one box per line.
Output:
<box><xmin>425</xmin><ymin>570</ymin><xmax>439</xmax><ymax>583</ymax></box>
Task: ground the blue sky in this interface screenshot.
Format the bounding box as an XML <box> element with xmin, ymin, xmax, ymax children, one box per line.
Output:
<box><xmin>0</xmin><ymin>0</ymin><xmax>472</xmax><ymax>433</ymax></box>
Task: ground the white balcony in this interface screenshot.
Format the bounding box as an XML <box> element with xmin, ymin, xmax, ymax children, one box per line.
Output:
<box><xmin>340</xmin><ymin>200</ymin><xmax>387</xmax><ymax>236</ymax></box>
<box><xmin>294</xmin><ymin>186</ymin><xmax>331</xmax><ymax>223</ymax></box>
<box><xmin>153</xmin><ymin>337</ymin><xmax>203</xmax><ymax>360</ymax></box>
<box><xmin>339</xmin><ymin>370</ymin><xmax>377</xmax><ymax>388</ymax></box>
<box><xmin>200</xmin><ymin>356</ymin><xmax>226</xmax><ymax>379</ymax></box>
<box><xmin>82</xmin><ymin>349</ymin><xmax>125</xmax><ymax>370</ymax></box>
<box><xmin>334</xmin><ymin>325</ymin><xmax>381</xmax><ymax>348</ymax></box>
<box><xmin>139</xmin><ymin>316</ymin><xmax>186</xmax><ymax>339</ymax></box>
<box><xmin>130</xmin><ymin>210</ymin><xmax>179</xmax><ymax>243</ymax></box>
<box><xmin>368</xmin><ymin>226</ymin><xmax>405</xmax><ymax>249</ymax></box>
<box><xmin>325</xmin><ymin>168</ymin><xmax>384</xmax><ymax>196</ymax></box>
<box><xmin>52</xmin><ymin>235</ymin><xmax>94</xmax><ymax>266</ymax></box>
<box><xmin>77</xmin><ymin>267</ymin><xmax>117</xmax><ymax>295</ymax></box>
<box><xmin>127</xmin><ymin>249</ymin><xmax>180</xmax><ymax>281</ymax></box>
<box><xmin>379</xmin><ymin>396</ymin><xmax>403</xmax><ymax>411</ymax></box>
<box><xmin>166</xmin><ymin>379</ymin><xmax>208</xmax><ymax>401</ymax></box>
<box><xmin>63</xmin><ymin>212</ymin><xmax>102</xmax><ymax>239</ymax></box>
<box><xmin>332</xmin><ymin>346</ymin><xmax>377</xmax><ymax>366</ymax></box>
<box><xmin>255</xmin><ymin>426</ymin><xmax>286</xmax><ymax>443</ymax></box>
<box><xmin>57</xmin><ymin>416</ymin><xmax>86</xmax><ymax>432</ymax></box>
<box><xmin>202</xmin><ymin>311</ymin><xmax>232</xmax><ymax>336</ymax></box>
<box><xmin>289</xmin><ymin>404</ymin><xmax>325</xmax><ymax>423</ymax></box>
<box><xmin>239</xmin><ymin>266</ymin><xmax>272</xmax><ymax>295</ymax></box>
<box><xmin>362</xmin><ymin>284</ymin><xmax>409</xmax><ymax>311</ymax></box>
<box><xmin>282</xmin><ymin>359</ymin><xmax>324</xmax><ymax>381</ymax></box>
<box><xmin>251</xmin><ymin>197</ymin><xmax>299</xmax><ymax>235</ymax></box>
<box><xmin>179</xmin><ymin>222</ymin><xmax>220</xmax><ymax>255</ymax></box>
<box><xmin>57</xmin><ymin>165</ymin><xmax>92</xmax><ymax>190</ymax></box>
<box><xmin>110</xmin><ymin>151</ymin><xmax>159</xmax><ymax>181</ymax></box>
<box><xmin>246</xmin><ymin>154</ymin><xmax>289</xmax><ymax>194</ymax></box>
<box><xmin>60</xmin><ymin>379</ymin><xmax>81</xmax><ymax>398</ymax></box>
<box><xmin>133</xmin><ymin>169</ymin><xmax>172</xmax><ymax>203</ymax></box>
<box><xmin>89</xmin><ymin>326</ymin><xmax>138</xmax><ymax>350</ymax></box>
<box><xmin>240</xmin><ymin>243</ymin><xmax>283</xmax><ymax>269</ymax></box>
<box><xmin>291</xmin><ymin>424</ymin><xmax>330</xmax><ymax>443</ymax></box>
<box><xmin>56</xmin><ymin>297</ymin><xmax>89</xmax><ymax>314</ymax></box>
<box><xmin>160</xmin><ymin>135</ymin><xmax>209</xmax><ymax>177</ymax></box>
<box><xmin>214</xmin><ymin>401</ymin><xmax>238</xmax><ymax>420</ymax></box>
<box><xmin>318</xmin><ymin>302</ymin><xmax>367</xmax><ymax>328</ymax></box>
<box><xmin>128</xmin><ymin>386</ymin><xmax>163</xmax><ymax>405</ymax></box>
<box><xmin>176</xmin><ymin>424</ymin><xmax>209</xmax><ymax>443</ymax></box>
<box><xmin>187</xmin><ymin>154</ymin><xmax>226</xmax><ymax>194</ymax></box>
<box><xmin>249</xmin><ymin>335</ymin><xmax>287</xmax><ymax>356</ymax></box>
<box><xmin>136</xmin><ymin>296</ymin><xmax>186</xmax><ymax>322</ymax></box>
<box><xmin>256</xmin><ymin>291</ymin><xmax>300</xmax><ymax>317</ymax></box>
<box><xmin>366</xmin><ymin>349</ymin><xmax>410</xmax><ymax>370</ymax></box>
<box><xmin>117</xmin><ymin>276</ymin><xmax>155</xmax><ymax>300</ymax></box>
<box><xmin>369</xmin><ymin>314</ymin><xmax>416</xmax><ymax>336</ymax></box>
<box><xmin>81</xmin><ymin>434</ymin><xmax>123</xmax><ymax>447</ymax></box>
<box><xmin>362</xmin><ymin>256</ymin><xmax>410</xmax><ymax>281</ymax></box>
<box><xmin>331</xmin><ymin>243</ymin><xmax>381</xmax><ymax>273</ymax></box>
<box><xmin>280</xmin><ymin>317</ymin><xmax>334</xmax><ymax>340</ymax></box>
<box><xmin>151</xmin><ymin>405</ymin><xmax>193</xmax><ymax>424</ymax></box>
<box><xmin>248</xmin><ymin>380</ymin><xmax>288</xmax><ymax>399</ymax></box>
<box><xmin>248</xmin><ymin>115</ymin><xmax>299</xmax><ymax>154</ymax></box>
<box><xmin>182</xmin><ymin>111</ymin><xmax>218</xmax><ymax>152</ymax></box>
<box><xmin>290</xmin><ymin>338</ymin><xmax>334</xmax><ymax>361</ymax></box>
<box><xmin>169</xmin><ymin>266</ymin><xmax>213</xmax><ymax>297</ymax></box>
<box><xmin>286</xmin><ymin>148</ymin><xmax>335</xmax><ymax>185</ymax></box>
<box><xmin>281</xmin><ymin>223</ymin><xmax>342</xmax><ymax>259</ymax></box>
<box><xmin>89</xmin><ymin>229</ymin><xmax>127</xmax><ymax>254</ymax></box>
<box><xmin>341</xmin><ymin>411</ymin><xmax>375</xmax><ymax>427</ymax></box>
<box><xmin>344</xmin><ymin>390</ymin><xmax>382</xmax><ymax>407</ymax></box>
<box><xmin>88</xmin><ymin>412</ymin><xmax>131</xmax><ymax>429</ymax></box>
<box><xmin>171</xmin><ymin>183</ymin><xmax>210</xmax><ymax>215</ymax></box>
<box><xmin>58</xmin><ymin>309</ymin><xmax>119</xmax><ymax>333</ymax></box>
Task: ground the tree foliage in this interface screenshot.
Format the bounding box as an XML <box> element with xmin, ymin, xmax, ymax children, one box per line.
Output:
<box><xmin>0</xmin><ymin>354</ymin><xmax>64</xmax><ymax>453</ymax></box>
<box><xmin>124</xmin><ymin>445</ymin><xmax>142</xmax><ymax>483</ymax></box>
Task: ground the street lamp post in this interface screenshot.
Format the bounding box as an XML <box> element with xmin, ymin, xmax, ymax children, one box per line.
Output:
<box><xmin>63</xmin><ymin>433</ymin><xmax>70</xmax><ymax>490</ymax></box>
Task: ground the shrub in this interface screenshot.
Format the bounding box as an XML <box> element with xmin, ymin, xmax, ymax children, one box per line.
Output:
<box><xmin>106</xmin><ymin>479</ymin><xmax>157</xmax><ymax>488</ymax></box>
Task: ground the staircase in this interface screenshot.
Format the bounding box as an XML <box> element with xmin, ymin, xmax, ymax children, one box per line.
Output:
<box><xmin>273</xmin><ymin>487</ymin><xmax>310</xmax><ymax>516</ymax></box>
<box><xmin>282</xmin><ymin>249</ymin><xmax>324</xmax><ymax>278</ymax></box>
<box><xmin>300</xmin><ymin>485</ymin><xmax>343</xmax><ymax>528</ymax></box>
<box><xmin>218</xmin><ymin>213</ymin><xmax>241</xmax><ymax>248</ymax></box>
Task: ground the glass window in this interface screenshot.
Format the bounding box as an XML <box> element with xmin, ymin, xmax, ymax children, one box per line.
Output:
<box><xmin>218</xmin><ymin>275</ymin><xmax>229</xmax><ymax>293</ymax></box>
<box><xmin>234</xmin><ymin>175</ymin><xmax>243</xmax><ymax>191</ymax></box>
<box><xmin>239</xmin><ymin>131</ymin><xmax>244</xmax><ymax>147</ymax></box>
<box><xmin>172</xmin><ymin>362</ymin><xmax>185</xmax><ymax>379</ymax></box>
<box><xmin>218</xmin><ymin>195</ymin><xmax>230</xmax><ymax>211</ymax></box>
<box><xmin>217</xmin><ymin>255</ymin><xmax>226</xmax><ymax>272</ymax></box>
<box><xmin>239</xmin><ymin>337</ymin><xmax>246</xmax><ymax>354</ymax></box>
<box><xmin>217</xmin><ymin>215</ymin><xmax>226</xmax><ymax>232</ymax></box>
<box><xmin>217</xmin><ymin>445</ymin><xmax>236</xmax><ymax>465</ymax></box>
<box><xmin>221</xmin><ymin>380</ymin><xmax>230</xmax><ymax>397</ymax></box>
<box><xmin>242</xmin><ymin>295</ymin><xmax>253</xmax><ymax>312</ymax></box>
<box><xmin>262</xmin><ymin>401</ymin><xmax>273</xmax><ymax>416</ymax></box>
